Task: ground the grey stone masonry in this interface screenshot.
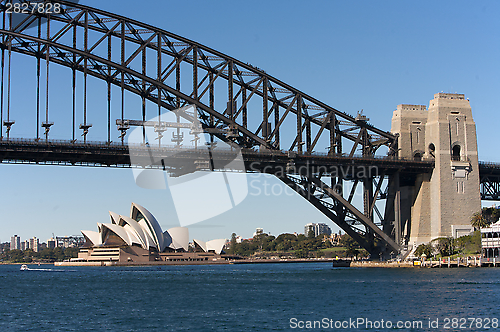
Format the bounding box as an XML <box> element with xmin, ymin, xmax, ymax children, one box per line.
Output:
<box><xmin>391</xmin><ymin>93</ymin><xmax>481</xmax><ymax>246</ymax></box>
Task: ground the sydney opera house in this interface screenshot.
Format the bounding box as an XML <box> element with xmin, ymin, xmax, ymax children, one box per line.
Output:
<box><xmin>77</xmin><ymin>203</ymin><xmax>228</xmax><ymax>264</ymax></box>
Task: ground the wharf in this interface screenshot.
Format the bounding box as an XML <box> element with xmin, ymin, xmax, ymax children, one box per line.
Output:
<box><xmin>55</xmin><ymin>258</ymin><xmax>334</xmax><ymax>267</ymax></box>
<box><xmin>349</xmin><ymin>261</ymin><xmax>413</xmax><ymax>268</ymax></box>
<box><xmin>418</xmin><ymin>257</ymin><xmax>500</xmax><ymax>268</ymax></box>
<box><xmin>230</xmin><ymin>258</ymin><xmax>333</xmax><ymax>264</ymax></box>
<box><xmin>334</xmin><ymin>257</ymin><xmax>494</xmax><ymax>268</ymax></box>
<box><xmin>55</xmin><ymin>260</ymin><xmax>231</xmax><ymax>267</ymax></box>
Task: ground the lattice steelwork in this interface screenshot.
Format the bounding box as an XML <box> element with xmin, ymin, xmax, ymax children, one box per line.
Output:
<box><xmin>0</xmin><ymin>0</ymin><xmax>398</xmax><ymax>150</ymax></box>
<box><xmin>0</xmin><ymin>0</ymin><xmax>440</xmax><ymax>257</ymax></box>
<box><xmin>479</xmin><ymin>162</ymin><xmax>500</xmax><ymax>201</ymax></box>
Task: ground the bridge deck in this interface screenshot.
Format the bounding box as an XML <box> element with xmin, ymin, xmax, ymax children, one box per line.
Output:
<box><xmin>0</xmin><ymin>138</ymin><xmax>434</xmax><ymax>176</ymax></box>
<box><xmin>3</xmin><ymin>139</ymin><xmax>499</xmax><ymax>201</ymax></box>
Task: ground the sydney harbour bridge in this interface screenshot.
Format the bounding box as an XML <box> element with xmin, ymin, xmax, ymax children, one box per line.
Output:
<box><xmin>0</xmin><ymin>0</ymin><xmax>499</xmax><ymax>258</ymax></box>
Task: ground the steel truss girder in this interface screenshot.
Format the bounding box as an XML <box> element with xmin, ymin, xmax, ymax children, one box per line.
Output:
<box><xmin>0</xmin><ymin>0</ymin><xmax>414</xmax><ymax>255</ymax></box>
<box><xmin>0</xmin><ymin>29</ymin><xmax>268</xmax><ymax>147</ymax></box>
<box><xmin>0</xmin><ymin>0</ymin><xmax>397</xmax><ymax>155</ymax></box>
<box><xmin>278</xmin><ymin>173</ymin><xmax>400</xmax><ymax>256</ymax></box>
<box><xmin>479</xmin><ymin>162</ymin><xmax>500</xmax><ymax>201</ymax></box>
<box><xmin>480</xmin><ymin>177</ymin><xmax>500</xmax><ymax>200</ymax></box>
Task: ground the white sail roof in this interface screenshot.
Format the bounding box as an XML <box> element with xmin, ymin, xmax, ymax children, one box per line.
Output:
<box><xmin>109</xmin><ymin>211</ymin><xmax>120</xmax><ymax>224</ymax></box>
<box><xmin>80</xmin><ymin>203</ymin><xmax>224</xmax><ymax>254</ymax></box>
<box><xmin>81</xmin><ymin>230</ymin><xmax>101</xmax><ymax>246</ymax></box>
<box><xmin>207</xmin><ymin>239</ymin><xmax>226</xmax><ymax>254</ymax></box>
<box><xmin>193</xmin><ymin>239</ymin><xmax>207</xmax><ymax>252</ymax></box>
<box><xmin>167</xmin><ymin>227</ymin><xmax>189</xmax><ymax>251</ymax></box>
<box><xmin>101</xmin><ymin>223</ymin><xmax>132</xmax><ymax>246</ymax></box>
<box><xmin>131</xmin><ymin>203</ymin><xmax>165</xmax><ymax>251</ymax></box>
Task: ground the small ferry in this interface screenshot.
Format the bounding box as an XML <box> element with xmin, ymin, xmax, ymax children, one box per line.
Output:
<box><xmin>332</xmin><ymin>258</ymin><xmax>351</xmax><ymax>267</ymax></box>
<box><xmin>20</xmin><ymin>264</ymin><xmax>29</xmax><ymax>271</ymax></box>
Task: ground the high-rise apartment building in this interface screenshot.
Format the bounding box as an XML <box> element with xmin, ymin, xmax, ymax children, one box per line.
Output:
<box><xmin>47</xmin><ymin>238</ymin><xmax>56</xmax><ymax>249</ymax></box>
<box><xmin>10</xmin><ymin>235</ymin><xmax>20</xmax><ymax>250</ymax></box>
<box><xmin>304</xmin><ymin>223</ymin><xmax>332</xmax><ymax>237</ymax></box>
<box><xmin>29</xmin><ymin>237</ymin><xmax>40</xmax><ymax>252</ymax></box>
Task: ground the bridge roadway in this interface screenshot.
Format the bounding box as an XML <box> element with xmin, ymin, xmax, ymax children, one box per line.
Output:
<box><xmin>2</xmin><ymin>139</ymin><xmax>499</xmax><ymax>201</ymax></box>
<box><xmin>0</xmin><ymin>138</ymin><xmax>433</xmax><ymax>175</ymax></box>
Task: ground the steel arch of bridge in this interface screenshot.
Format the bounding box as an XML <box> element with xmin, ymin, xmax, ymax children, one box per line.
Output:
<box><xmin>0</xmin><ymin>0</ymin><xmax>398</xmax><ymax>151</ymax></box>
<box><xmin>0</xmin><ymin>0</ymin><xmax>411</xmax><ymax>256</ymax></box>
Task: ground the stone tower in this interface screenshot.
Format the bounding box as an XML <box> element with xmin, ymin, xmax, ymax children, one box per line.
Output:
<box><xmin>390</xmin><ymin>93</ymin><xmax>481</xmax><ymax>246</ymax></box>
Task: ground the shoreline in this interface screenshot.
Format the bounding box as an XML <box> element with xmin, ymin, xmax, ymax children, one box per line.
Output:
<box><xmin>5</xmin><ymin>258</ymin><xmax>492</xmax><ymax>268</ymax></box>
<box><xmin>55</xmin><ymin>258</ymin><xmax>335</xmax><ymax>267</ymax></box>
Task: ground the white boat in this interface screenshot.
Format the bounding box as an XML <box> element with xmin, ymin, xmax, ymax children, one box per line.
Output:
<box><xmin>20</xmin><ymin>264</ymin><xmax>29</xmax><ymax>271</ymax></box>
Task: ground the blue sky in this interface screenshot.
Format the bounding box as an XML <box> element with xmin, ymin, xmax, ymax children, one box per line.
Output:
<box><xmin>1</xmin><ymin>0</ymin><xmax>499</xmax><ymax>243</ymax></box>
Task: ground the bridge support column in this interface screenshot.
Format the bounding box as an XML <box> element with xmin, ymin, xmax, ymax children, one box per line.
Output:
<box><xmin>390</xmin><ymin>93</ymin><xmax>481</xmax><ymax>249</ymax></box>
<box><xmin>363</xmin><ymin>177</ymin><xmax>375</xmax><ymax>250</ymax></box>
<box><xmin>392</xmin><ymin>172</ymin><xmax>402</xmax><ymax>248</ymax></box>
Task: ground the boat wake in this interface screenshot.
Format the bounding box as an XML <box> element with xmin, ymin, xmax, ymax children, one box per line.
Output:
<box><xmin>20</xmin><ymin>265</ymin><xmax>65</xmax><ymax>272</ymax></box>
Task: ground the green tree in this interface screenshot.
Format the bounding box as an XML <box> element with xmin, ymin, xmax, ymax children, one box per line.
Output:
<box><xmin>432</xmin><ymin>237</ymin><xmax>455</xmax><ymax>257</ymax></box>
<box><xmin>482</xmin><ymin>207</ymin><xmax>500</xmax><ymax>224</ymax></box>
<box><xmin>471</xmin><ymin>207</ymin><xmax>500</xmax><ymax>229</ymax></box>
<box><xmin>339</xmin><ymin>234</ymin><xmax>360</xmax><ymax>250</ymax></box>
<box><xmin>454</xmin><ymin>231</ymin><xmax>481</xmax><ymax>255</ymax></box>
<box><xmin>414</xmin><ymin>243</ymin><xmax>432</xmax><ymax>258</ymax></box>
<box><xmin>345</xmin><ymin>247</ymin><xmax>359</xmax><ymax>258</ymax></box>
<box><xmin>471</xmin><ymin>211</ymin><xmax>489</xmax><ymax>229</ymax></box>
<box><xmin>295</xmin><ymin>249</ymin><xmax>309</xmax><ymax>258</ymax></box>
<box><xmin>229</xmin><ymin>233</ymin><xmax>237</xmax><ymax>255</ymax></box>
<box><xmin>63</xmin><ymin>247</ymin><xmax>80</xmax><ymax>260</ymax></box>
<box><xmin>296</xmin><ymin>234</ymin><xmax>306</xmax><ymax>242</ymax></box>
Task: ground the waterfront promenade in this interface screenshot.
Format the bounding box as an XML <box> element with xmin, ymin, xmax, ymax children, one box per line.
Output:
<box><xmin>53</xmin><ymin>256</ymin><xmax>500</xmax><ymax>268</ymax></box>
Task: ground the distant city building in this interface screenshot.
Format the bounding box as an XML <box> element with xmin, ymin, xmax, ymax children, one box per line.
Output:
<box><xmin>316</xmin><ymin>223</ymin><xmax>332</xmax><ymax>236</ymax></box>
<box><xmin>21</xmin><ymin>240</ymin><xmax>29</xmax><ymax>251</ymax></box>
<box><xmin>253</xmin><ymin>228</ymin><xmax>264</xmax><ymax>237</ymax></box>
<box><xmin>304</xmin><ymin>223</ymin><xmax>332</xmax><ymax>237</ymax></box>
<box><xmin>322</xmin><ymin>233</ymin><xmax>341</xmax><ymax>246</ymax></box>
<box><xmin>304</xmin><ymin>223</ymin><xmax>314</xmax><ymax>236</ymax></box>
<box><xmin>10</xmin><ymin>235</ymin><xmax>20</xmax><ymax>250</ymax></box>
<box><xmin>29</xmin><ymin>237</ymin><xmax>40</xmax><ymax>252</ymax></box>
<box><xmin>47</xmin><ymin>238</ymin><xmax>57</xmax><ymax>249</ymax></box>
<box><xmin>56</xmin><ymin>236</ymin><xmax>85</xmax><ymax>248</ymax></box>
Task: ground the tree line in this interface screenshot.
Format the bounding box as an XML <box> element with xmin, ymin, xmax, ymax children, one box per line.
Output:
<box><xmin>414</xmin><ymin>231</ymin><xmax>481</xmax><ymax>258</ymax></box>
<box><xmin>470</xmin><ymin>206</ymin><xmax>500</xmax><ymax>229</ymax></box>
<box><xmin>414</xmin><ymin>206</ymin><xmax>499</xmax><ymax>259</ymax></box>
<box><xmin>0</xmin><ymin>247</ymin><xmax>80</xmax><ymax>263</ymax></box>
<box><xmin>227</xmin><ymin>231</ymin><xmax>365</xmax><ymax>258</ymax></box>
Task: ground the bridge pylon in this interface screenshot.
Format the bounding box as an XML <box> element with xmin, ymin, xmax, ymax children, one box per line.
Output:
<box><xmin>389</xmin><ymin>93</ymin><xmax>481</xmax><ymax>251</ymax></box>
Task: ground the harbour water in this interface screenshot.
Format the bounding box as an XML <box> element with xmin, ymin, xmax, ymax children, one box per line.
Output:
<box><xmin>1</xmin><ymin>263</ymin><xmax>499</xmax><ymax>331</ymax></box>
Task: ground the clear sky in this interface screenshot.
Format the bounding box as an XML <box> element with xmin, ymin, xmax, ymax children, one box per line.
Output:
<box><xmin>1</xmin><ymin>0</ymin><xmax>499</xmax><ymax>244</ymax></box>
